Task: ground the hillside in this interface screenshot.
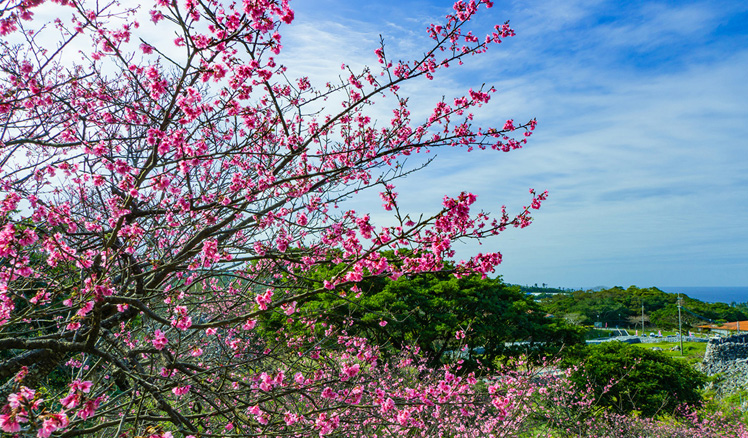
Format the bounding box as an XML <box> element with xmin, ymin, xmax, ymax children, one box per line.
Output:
<box><xmin>538</xmin><ymin>285</ymin><xmax>748</xmax><ymax>329</ymax></box>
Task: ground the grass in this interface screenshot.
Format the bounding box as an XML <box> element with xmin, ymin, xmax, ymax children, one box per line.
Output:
<box><xmin>583</xmin><ymin>327</ymin><xmax>711</xmax><ymax>362</ymax></box>
<box><xmin>630</xmin><ymin>341</ymin><xmax>707</xmax><ymax>362</ymax></box>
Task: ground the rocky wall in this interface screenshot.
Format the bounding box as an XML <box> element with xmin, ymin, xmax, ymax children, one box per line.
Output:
<box><xmin>703</xmin><ymin>333</ymin><xmax>748</xmax><ymax>367</ymax></box>
<box><xmin>700</xmin><ymin>334</ymin><xmax>748</xmax><ymax>396</ymax></box>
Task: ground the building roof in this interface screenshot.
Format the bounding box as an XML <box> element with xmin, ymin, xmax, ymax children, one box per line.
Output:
<box><xmin>697</xmin><ymin>320</ymin><xmax>748</xmax><ymax>331</ymax></box>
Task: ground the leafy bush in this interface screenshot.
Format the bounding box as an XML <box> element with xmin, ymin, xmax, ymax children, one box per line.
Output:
<box><xmin>568</xmin><ymin>342</ymin><xmax>707</xmax><ymax>417</ymax></box>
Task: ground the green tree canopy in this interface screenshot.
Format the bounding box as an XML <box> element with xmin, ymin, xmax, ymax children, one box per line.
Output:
<box><xmin>261</xmin><ymin>268</ymin><xmax>583</xmax><ymax>370</ymax></box>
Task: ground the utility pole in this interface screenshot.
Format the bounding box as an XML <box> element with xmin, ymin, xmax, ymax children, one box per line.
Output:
<box><xmin>678</xmin><ymin>293</ymin><xmax>684</xmax><ymax>356</ymax></box>
<box><xmin>642</xmin><ymin>301</ymin><xmax>645</xmax><ymax>333</ymax></box>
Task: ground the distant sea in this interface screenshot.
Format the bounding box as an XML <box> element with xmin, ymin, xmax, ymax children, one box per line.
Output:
<box><xmin>659</xmin><ymin>287</ymin><xmax>748</xmax><ymax>304</ymax></box>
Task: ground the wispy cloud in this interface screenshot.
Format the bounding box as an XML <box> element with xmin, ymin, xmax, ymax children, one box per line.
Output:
<box><xmin>286</xmin><ymin>0</ymin><xmax>748</xmax><ymax>286</ymax></box>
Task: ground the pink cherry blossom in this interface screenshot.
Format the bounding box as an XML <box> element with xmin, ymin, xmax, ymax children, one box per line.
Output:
<box><xmin>152</xmin><ymin>329</ymin><xmax>169</xmax><ymax>350</ymax></box>
<box><xmin>0</xmin><ymin>414</ymin><xmax>21</xmax><ymax>433</ymax></box>
<box><xmin>0</xmin><ymin>1</ymin><xmax>574</xmax><ymax>436</ymax></box>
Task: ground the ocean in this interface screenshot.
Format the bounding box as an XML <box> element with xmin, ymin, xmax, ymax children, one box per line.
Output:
<box><xmin>658</xmin><ymin>287</ymin><xmax>748</xmax><ymax>304</ymax></box>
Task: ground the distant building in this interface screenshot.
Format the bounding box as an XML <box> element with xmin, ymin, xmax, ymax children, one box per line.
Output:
<box><xmin>697</xmin><ymin>320</ymin><xmax>748</xmax><ymax>336</ymax></box>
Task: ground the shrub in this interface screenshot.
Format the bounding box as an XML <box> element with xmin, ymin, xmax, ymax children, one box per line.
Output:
<box><xmin>568</xmin><ymin>342</ymin><xmax>706</xmax><ymax>417</ymax></box>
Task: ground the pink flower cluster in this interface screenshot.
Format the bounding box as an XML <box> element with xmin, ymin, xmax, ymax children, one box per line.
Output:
<box><xmin>0</xmin><ymin>0</ymin><xmax>563</xmax><ymax>436</ymax></box>
<box><xmin>255</xmin><ymin>288</ymin><xmax>273</xmax><ymax>310</ymax></box>
<box><xmin>171</xmin><ymin>305</ymin><xmax>192</xmax><ymax>330</ymax></box>
<box><xmin>152</xmin><ymin>329</ymin><xmax>169</xmax><ymax>350</ymax></box>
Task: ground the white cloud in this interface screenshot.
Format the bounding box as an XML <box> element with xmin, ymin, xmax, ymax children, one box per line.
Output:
<box><xmin>281</xmin><ymin>0</ymin><xmax>748</xmax><ymax>287</ymax></box>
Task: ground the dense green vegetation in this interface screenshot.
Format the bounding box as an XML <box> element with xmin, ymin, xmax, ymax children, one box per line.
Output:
<box><xmin>257</xmin><ymin>275</ymin><xmax>745</xmax><ymax>430</ymax></box>
<box><xmin>568</xmin><ymin>342</ymin><xmax>707</xmax><ymax>417</ymax></box>
<box><xmin>260</xmin><ymin>269</ymin><xmax>583</xmax><ymax>370</ymax></box>
<box><xmin>514</xmin><ymin>284</ymin><xmax>571</xmax><ymax>294</ymax></box>
<box><xmin>539</xmin><ymin>285</ymin><xmax>748</xmax><ymax>329</ymax></box>
<box><xmin>734</xmin><ymin>301</ymin><xmax>748</xmax><ymax>315</ymax></box>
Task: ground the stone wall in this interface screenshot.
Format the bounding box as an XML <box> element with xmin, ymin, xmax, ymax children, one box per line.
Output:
<box><xmin>703</xmin><ymin>333</ymin><xmax>748</xmax><ymax>365</ymax></box>
<box><xmin>700</xmin><ymin>334</ymin><xmax>748</xmax><ymax>396</ymax></box>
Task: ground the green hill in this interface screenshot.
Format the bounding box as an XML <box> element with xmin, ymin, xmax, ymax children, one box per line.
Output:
<box><xmin>538</xmin><ymin>285</ymin><xmax>747</xmax><ymax>329</ymax></box>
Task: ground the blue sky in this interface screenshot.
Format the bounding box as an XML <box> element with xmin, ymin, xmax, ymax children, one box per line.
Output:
<box><xmin>278</xmin><ymin>0</ymin><xmax>748</xmax><ymax>289</ymax></box>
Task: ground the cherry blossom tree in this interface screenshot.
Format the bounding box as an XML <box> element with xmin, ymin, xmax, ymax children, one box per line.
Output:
<box><xmin>0</xmin><ymin>0</ymin><xmax>547</xmax><ymax>436</ymax></box>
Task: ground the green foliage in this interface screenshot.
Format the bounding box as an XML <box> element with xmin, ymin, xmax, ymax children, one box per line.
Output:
<box><xmin>650</xmin><ymin>300</ymin><xmax>746</xmax><ymax>329</ymax></box>
<box><xmin>540</xmin><ymin>286</ymin><xmax>748</xmax><ymax>330</ymax></box>
<box><xmin>514</xmin><ymin>284</ymin><xmax>570</xmax><ymax>294</ymax></box>
<box><xmin>260</xmin><ymin>267</ymin><xmax>583</xmax><ymax>371</ymax></box>
<box><xmin>733</xmin><ymin>301</ymin><xmax>748</xmax><ymax>314</ymax></box>
<box><xmin>568</xmin><ymin>342</ymin><xmax>707</xmax><ymax>417</ymax></box>
<box><xmin>704</xmin><ymin>389</ymin><xmax>748</xmax><ymax>426</ymax></box>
